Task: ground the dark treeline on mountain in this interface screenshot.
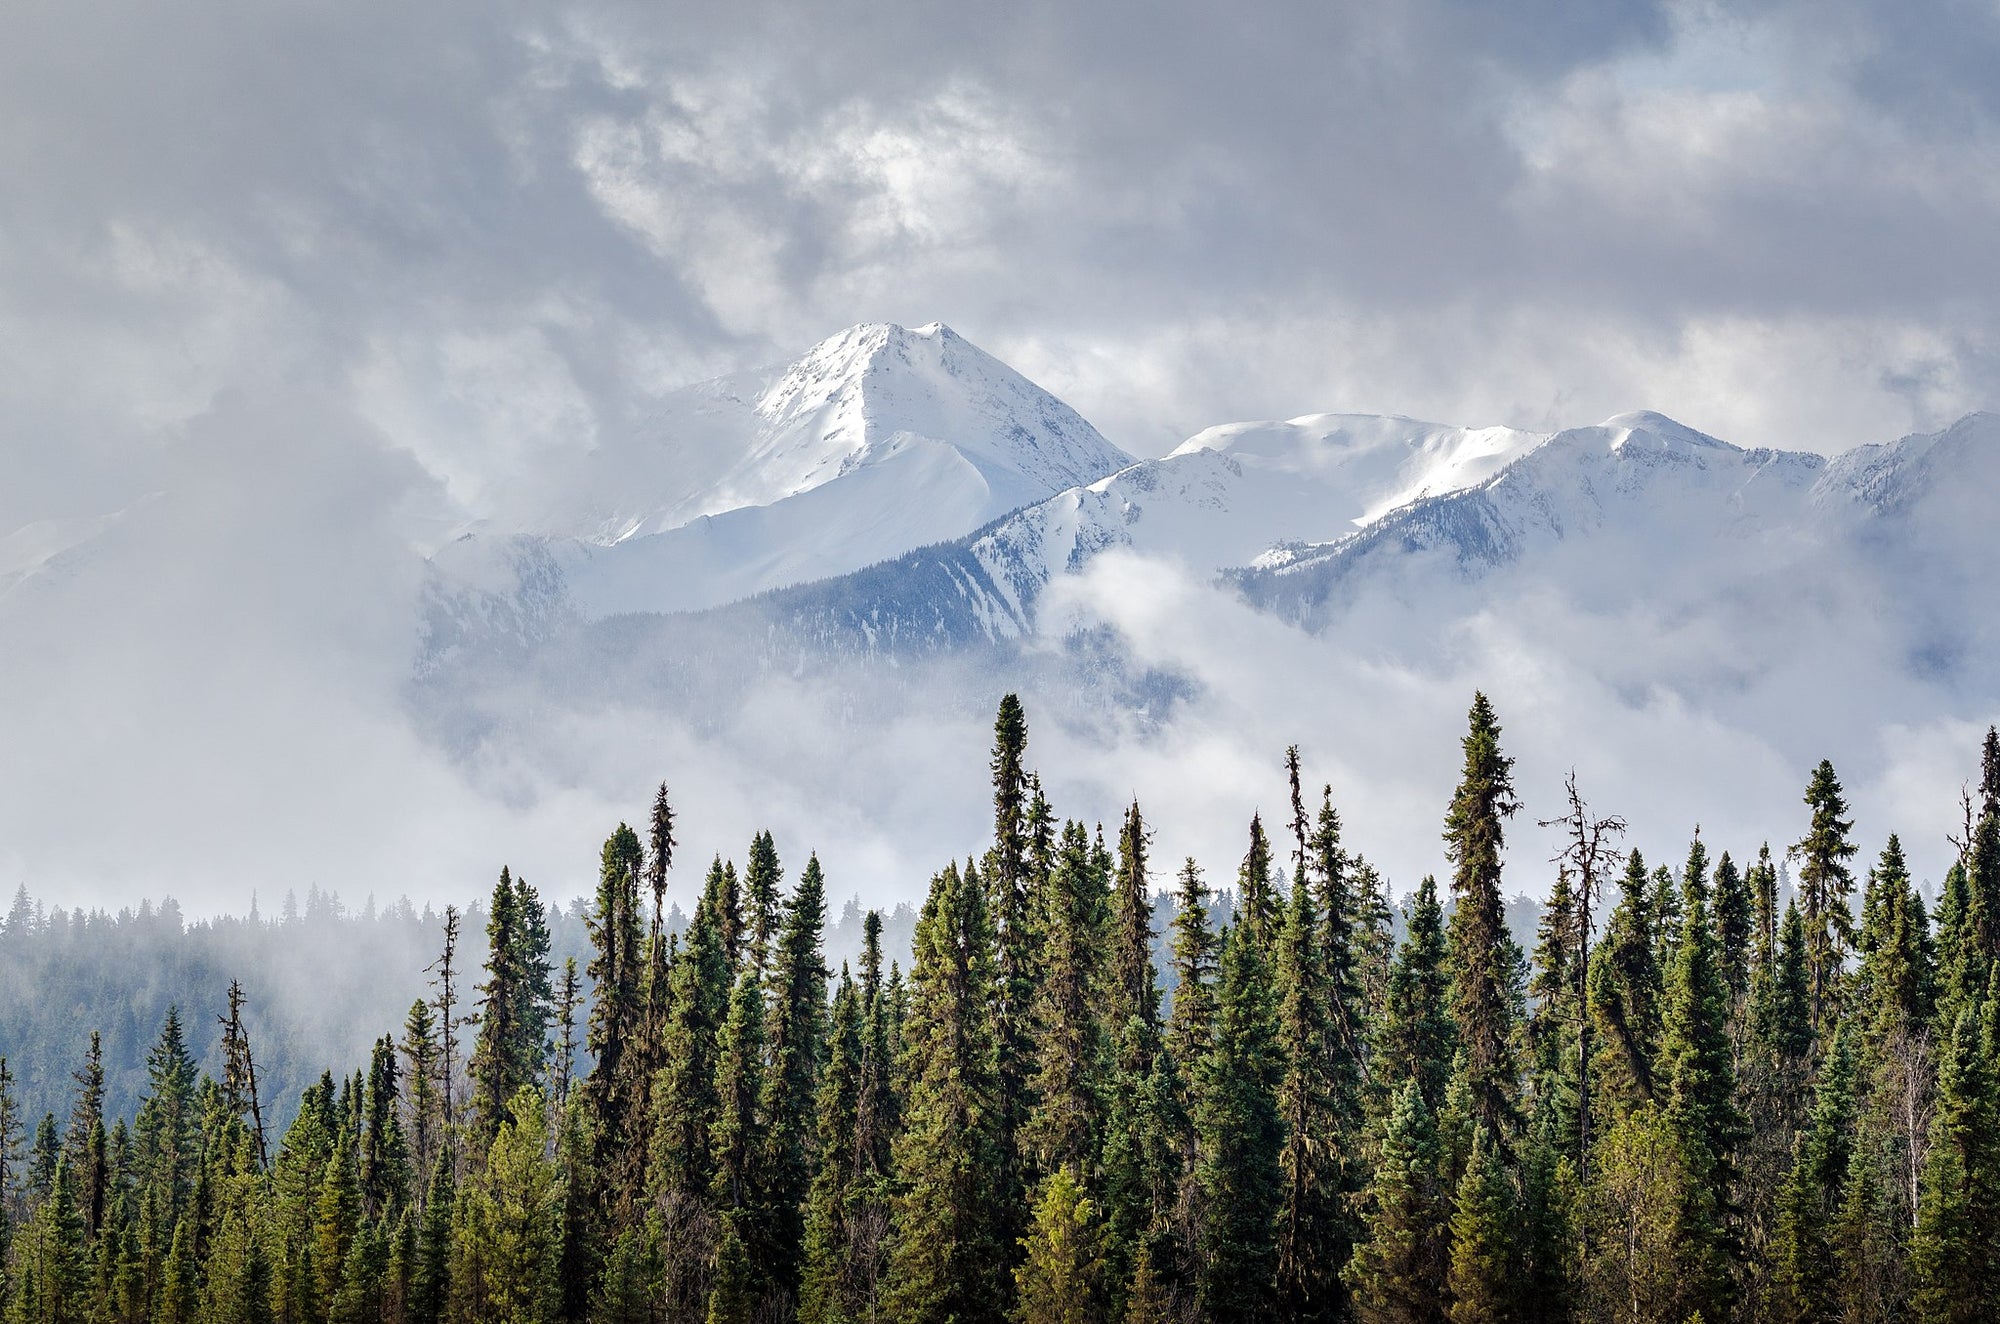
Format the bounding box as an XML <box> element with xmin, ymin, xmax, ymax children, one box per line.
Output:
<box><xmin>4</xmin><ymin>696</ymin><xmax>1999</xmax><ymax>1324</ymax></box>
<box><xmin>0</xmin><ymin>885</ymin><xmax>914</xmax><ymax>1137</ymax></box>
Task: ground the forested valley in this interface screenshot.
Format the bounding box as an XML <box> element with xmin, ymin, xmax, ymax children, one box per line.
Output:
<box><xmin>4</xmin><ymin>693</ymin><xmax>1999</xmax><ymax>1324</ymax></box>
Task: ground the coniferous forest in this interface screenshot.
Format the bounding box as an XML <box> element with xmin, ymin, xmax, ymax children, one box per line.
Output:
<box><xmin>4</xmin><ymin>693</ymin><xmax>2000</xmax><ymax>1324</ymax></box>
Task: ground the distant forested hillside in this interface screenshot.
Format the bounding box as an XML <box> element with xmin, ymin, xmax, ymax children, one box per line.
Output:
<box><xmin>0</xmin><ymin>882</ymin><xmax>912</xmax><ymax>1134</ymax></box>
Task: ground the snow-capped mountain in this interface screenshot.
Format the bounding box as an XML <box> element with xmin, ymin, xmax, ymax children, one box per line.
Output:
<box><xmin>966</xmin><ymin>414</ymin><xmax>1545</xmax><ymax>622</ymax></box>
<box><xmin>437</xmin><ymin>322</ymin><xmax>1132</xmax><ymax>618</ymax></box>
<box><xmin>1232</xmin><ymin>409</ymin><xmax>2000</xmax><ymax>634</ymax></box>
<box><xmin>413</xmin><ymin>319</ymin><xmax>2000</xmax><ymax>768</ymax></box>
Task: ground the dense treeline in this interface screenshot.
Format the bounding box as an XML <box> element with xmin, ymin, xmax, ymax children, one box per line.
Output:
<box><xmin>0</xmin><ymin>886</ymin><xmax>913</xmax><ymax>1134</ymax></box>
<box><xmin>3</xmin><ymin>693</ymin><xmax>1998</xmax><ymax>1324</ymax></box>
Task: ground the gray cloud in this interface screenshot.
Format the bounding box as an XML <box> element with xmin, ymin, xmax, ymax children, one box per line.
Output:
<box><xmin>4</xmin><ymin>0</ymin><xmax>1997</xmax><ymax>910</ymax></box>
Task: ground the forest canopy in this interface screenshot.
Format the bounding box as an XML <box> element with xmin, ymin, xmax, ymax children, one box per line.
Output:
<box><xmin>2</xmin><ymin>693</ymin><xmax>1997</xmax><ymax>1324</ymax></box>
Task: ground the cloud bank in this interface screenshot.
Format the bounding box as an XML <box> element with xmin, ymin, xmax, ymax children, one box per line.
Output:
<box><xmin>4</xmin><ymin>0</ymin><xmax>1997</xmax><ymax>911</ymax></box>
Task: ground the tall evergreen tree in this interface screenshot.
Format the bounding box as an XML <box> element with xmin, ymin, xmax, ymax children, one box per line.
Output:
<box><xmin>1910</xmin><ymin>991</ymin><xmax>2000</xmax><ymax>1323</ymax></box>
<box><xmin>1714</xmin><ymin>850</ymin><xmax>1755</xmax><ymax>1016</ymax></box>
<box><xmin>1099</xmin><ymin>802</ymin><xmax>1182</xmax><ymax>1318</ymax></box>
<box><xmin>1273</xmin><ymin>868</ymin><xmax>1348</xmax><ymax>1323</ymax></box>
<box><xmin>1588</xmin><ymin>850</ymin><xmax>1661</xmax><ymax>1117</ymax></box>
<box><xmin>1658</xmin><ymin>877</ymin><xmax>1746</xmax><ymax>1315</ymax></box>
<box><xmin>1166</xmin><ymin>858</ymin><xmax>1220</xmax><ymax>1093</ymax></box>
<box><xmin>798</xmin><ymin>969</ymin><xmax>865</xmax><ymax>1324</ymax></box>
<box><xmin>883</xmin><ymin>861</ymin><xmax>1008</xmax><ymax>1324</ymax></box>
<box><xmin>1445</xmin><ymin>1126</ymin><xmax>1518</xmax><ymax>1324</ymax></box>
<box><xmin>1375</xmin><ymin>876</ymin><xmax>1456</xmax><ymax>1114</ymax></box>
<box><xmin>707</xmin><ymin>971</ymin><xmax>767</xmax><ymax>1233</ymax></box>
<box><xmin>1014</xmin><ymin>1168</ymin><xmax>1107</xmax><ymax>1324</ymax></box>
<box><xmin>743</xmin><ymin>830</ymin><xmax>783</xmax><ymax>983</ymax></box>
<box><xmin>1236</xmin><ymin>814</ymin><xmax>1280</xmax><ymax>952</ymax></box>
<box><xmin>989</xmin><ymin>696</ymin><xmax>1041</xmax><ymax>1266</ymax></box>
<box><xmin>584</xmin><ymin>822</ymin><xmax>648</xmax><ymax>1226</ymax></box>
<box><xmin>1442</xmin><ymin>693</ymin><xmax>1524</xmax><ymax>1143</ymax></box>
<box><xmin>1194</xmin><ymin>922</ymin><xmax>1284</xmax><ymax>1319</ymax></box>
<box><xmin>1022</xmin><ymin>821</ymin><xmax>1109</xmax><ymax>1183</ymax></box>
<box><xmin>649</xmin><ymin>860</ymin><xmax>734</xmax><ymax>1203</ymax></box>
<box><xmin>1346</xmin><ymin>1083</ymin><xmax>1449</xmax><ymax>1324</ymax></box>
<box><xmin>758</xmin><ymin>851</ymin><xmax>830</xmax><ymax>1303</ymax></box>
<box><xmin>134</xmin><ymin>1007</ymin><xmax>200</xmax><ymax>1229</ymax></box>
<box><xmin>1792</xmin><ymin>759</ymin><xmax>1861</xmax><ymax>1030</ymax></box>
<box><xmin>1768</xmin><ymin>1023</ymin><xmax>1858</xmax><ymax>1324</ymax></box>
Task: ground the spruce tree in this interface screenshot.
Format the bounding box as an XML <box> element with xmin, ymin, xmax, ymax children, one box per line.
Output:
<box><xmin>649</xmin><ymin>860</ymin><xmax>733</xmax><ymax>1203</ymax></box>
<box><xmin>459</xmin><ymin>1087</ymin><xmax>563</xmax><ymax>1324</ymax></box>
<box><xmin>1588</xmin><ymin>850</ymin><xmax>1661</xmax><ymax>1114</ymax></box>
<box><xmin>1099</xmin><ymin>804</ymin><xmax>1182</xmax><ymax>1315</ymax></box>
<box><xmin>1022</xmin><ymin>820</ymin><xmax>1109</xmax><ymax>1183</ymax></box>
<box><xmin>744</xmin><ymin>830</ymin><xmax>783</xmax><ymax>983</ymax></box>
<box><xmin>883</xmin><ymin>861</ymin><xmax>1008</xmax><ymax>1324</ymax></box>
<box><xmin>1445</xmin><ymin>1126</ymin><xmax>1518</xmax><ymax>1324</ymax></box>
<box><xmin>758</xmin><ymin>850</ymin><xmax>829</xmax><ymax>1302</ymax></box>
<box><xmin>472</xmin><ymin>867</ymin><xmax>528</xmax><ymax>1141</ymax></box>
<box><xmin>1236</xmin><ymin>813</ymin><xmax>1281</xmax><ymax>951</ymax></box>
<box><xmin>1166</xmin><ymin>858</ymin><xmax>1220</xmax><ymax>1093</ymax></box>
<box><xmin>313</xmin><ymin>1131</ymin><xmax>363</xmax><ymax>1312</ymax></box>
<box><xmin>400</xmin><ymin>998</ymin><xmax>444</xmax><ymax>1191</ymax></box>
<box><xmin>584</xmin><ymin>822</ymin><xmax>649</xmax><ymax>1228</ymax></box>
<box><xmin>134</xmin><ymin>1007</ymin><xmax>200</xmax><ymax>1228</ymax></box>
<box><xmin>1910</xmin><ymin>994</ymin><xmax>2000</xmax><ymax>1322</ymax></box>
<box><xmin>62</xmin><ymin>1032</ymin><xmax>107</xmax><ymax>1241</ymax></box>
<box><xmin>1375</xmin><ymin>876</ymin><xmax>1455</xmax><ymax>1114</ymax></box>
<box><xmin>985</xmin><ymin>698</ymin><xmax>1044</xmax><ymax>1276</ymax></box>
<box><xmin>1194</xmin><ymin>922</ymin><xmax>1284</xmax><ymax>1319</ymax></box>
<box><xmin>707</xmin><ymin>970</ymin><xmax>767</xmax><ymax>1249</ymax></box>
<box><xmin>1714</xmin><ymin>849</ymin><xmax>1754</xmax><ymax>1016</ymax></box>
<box><xmin>798</xmin><ymin>969</ymin><xmax>864</xmax><ymax>1324</ymax></box>
<box><xmin>1014</xmin><ymin>1168</ymin><xmax>1106</xmax><ymax>1324</ymax></box>
<box><xmin>1768</xmin><ymin>1023</ymin><xmax>1858</xmax><ymax>1324</ymax></box>
<box><xmin>1345</xmin><ymin>1083</ymin><xmax>1449</xmax><ymax>1324</ymax></box>
<box><xmin>1442</xmin><ymin>693</ymin><xmax>1523</xmax><ymax>1142</ymax></box>
<box><xmin>1273</xmin><ymin>866</ymin><xmax>1346</xmax><ymax>1323</ymax></box>
<box><xmin>1791</xmin><ymin>759</ymin><xmax>1861</xmax><ymax>1030</ymax></box>
<box><xmin>1658</xmin><ymin>878</ymin><xmax>1745</xmax><ymax>1316</ymax></box>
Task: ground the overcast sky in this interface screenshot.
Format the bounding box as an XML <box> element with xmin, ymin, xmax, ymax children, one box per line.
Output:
<box><xmin>4</xmin><ymin>0</ymin><xmax>1998</xmax><ymax>912</ymax></box>
<box><xmin>9</xmin><ymin>0</ymin><xmax>2000</xmax><ymax>524</ymax></box>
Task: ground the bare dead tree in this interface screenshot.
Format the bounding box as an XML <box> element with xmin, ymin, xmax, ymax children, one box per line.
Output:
<box><xmin>1540</xmin><ymin>769</ymin><xmax>1627</xmax><ymax>1195</ymax></box>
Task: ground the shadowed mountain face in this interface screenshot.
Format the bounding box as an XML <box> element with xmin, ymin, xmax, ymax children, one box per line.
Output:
<box><xmin>424</xmin><ymin>381</ymin><xmax>2000</xmax><ymax>695</ymax></box>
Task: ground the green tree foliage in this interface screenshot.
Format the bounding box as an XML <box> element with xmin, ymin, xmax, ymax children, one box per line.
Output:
<box><xmin>758</xmin><ymin>851</ymin><xmax>829</xmax><ymax>1302</ymax></box>
<box><xmin>1588</xmin><ymin>850</ymin><xmax>1661</xmax><ymax>1117</ymax></box>
<box><xmin>1445</xmin><ymin>1126</ymin><xmax>1517</xmax><ymax>1324</ymax></box>
<box><xmin>1442</xmin><ymin>694</ymin><xmax>1524</xmax><ymax>1142</ymax></box>
<box><xmin>1014</xmin><ymin>1168</ymin><xmax>1106</xmax><ymax>1324</ymax></box>
<box><xmin>9</xmin><ymin>700</ymin><xmax>2000</xmax><ymax>1324</ymax></box>
<box><xmin>470</xmin><ymin>867</ymin><xmax>554</xmax><ymax>1142</ymax></box>
<box><xmin>1022</xmin><ymin>821</ymin><xmax>1110</xmax><ymax>1183</ymax></box>
<box><xmin>1273</xmin><ymin>863</ymin><xmax>1348</xmax><ymax>1322</ymax></box>
<box><xmin>1194</xmin><ymin>922</ymin><xmax>1284</xmax><ymax>1319</ymax></box>
<box><xmin>1346</xmin><ymin>1083</ymin><xmax>1450</xmax><ymax>1324</ymax></box>
<box><xmin>1792</xmin><ymin>759</ymin><xmax>1861</xmax><ymax>1030</ymax></box>
<box><xmin>883</xmin><ymin>861</ymin><xmax>1008</xmax><ymax>1324</ymax></box>
<box><xmin>584</xmin><ymin>823</ymin><xmax>648</xmax><ymax>1228</ymax></box>
<box><xmin>1377</xmin><ymin>876</ymin><xmax>1456</xmax><ymax>1115</ymax></box>
<box><xmin>1910</xmin><ymin>994</ymin><xmax>2000</xmax><ymax>1323</ymax></box>
<box><xmin>1658</xmin><ymin>870</ymin><xmax>1746</xmax><ymax>1311</ymax></box>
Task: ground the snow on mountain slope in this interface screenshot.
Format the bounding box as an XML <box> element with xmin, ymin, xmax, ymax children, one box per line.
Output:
<box><xmin>1236</xmin><ymin>410</ymin><xmax>1832</xmax><ymax>620</ymax></box>
<box><xmin>442</xmin><ymin>322</ymin><xmax>1133</xmax><ymax>617</ymax></box>
<box><xmin>966</xmin><ymin>414</ymin><xmax>1546</xmax><ymax>618</ymax></box>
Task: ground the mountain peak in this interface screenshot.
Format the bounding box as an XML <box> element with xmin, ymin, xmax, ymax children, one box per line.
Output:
<box><xmin>1597</xmin><ymin>410</ymin><xmax>1736</xmax><ymax>453</ymax></box>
